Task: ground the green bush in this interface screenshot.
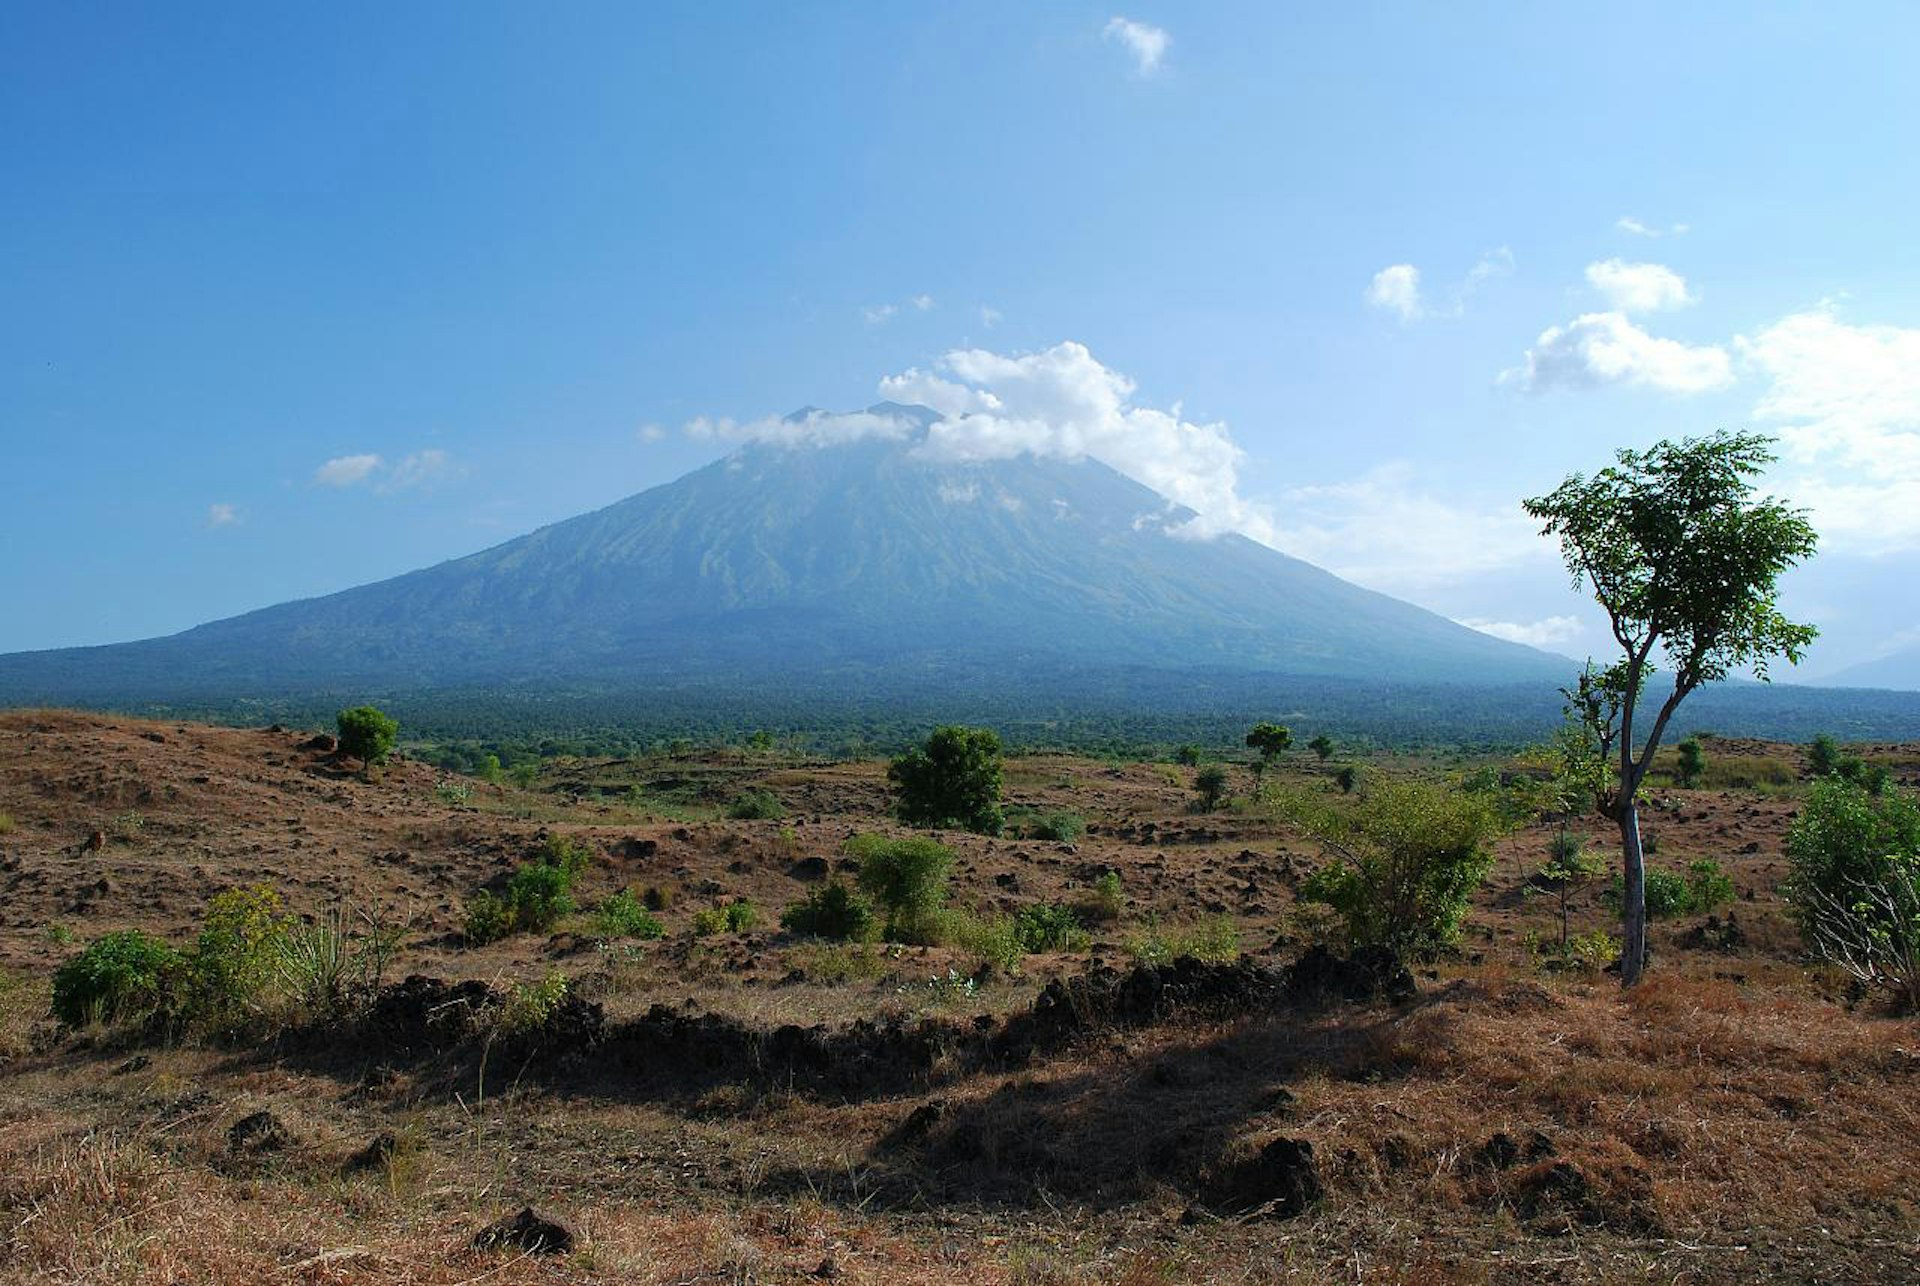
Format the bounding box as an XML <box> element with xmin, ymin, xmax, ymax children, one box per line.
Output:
<box><xmin>1685</xmin><ymin>859</ymin><xmax>1735</xmax><ymax>913</ymax></box>
<box><xmin>1603</xmin><ymin>859</ymin><xmax>1734</xmax><ymax>919</ymax></box>
<box><xmin>336</xmin><ymin>706</ymin><xmax>399</xmax><ymax>765</ymax></box>
<box><xmin>0</xmin><ymin>811</ymin><xmax>14</xmax><ymax>834</ymax></box>
<box><xmin>1193</xmin><ymin>764</ymin><xmax>1230</xmax><ymax>811</ymax></box>
<box><xmin>463</xmin><ymin>836</ymin><xmax>595</xmax><ymax>943</ymax></box>
<box><xmin>594</xmin><ymin>889</ymin><xmax>666</xmax><ymax>940</ymax></box>
<box><xmin>499</xmin><ymin>971</ymin><xmax>570</xmax><ymax>1037</ymax></box>
<box><xmin>726</xmin><ymin>790</ymin><xmax>786</xmax><ymax>820</ymax></box>
<box><xmin>463</xmin><ymin>891</ymin><xmax>516</xmax><ymax>946</ymax></box>
<box><xmin>846</xmin><ymin>834</ymin><xmax>954</xmax><ymax>942</ymax></box>
<box><xmin>1289</xmin><ymin>776</ymin><xmax>1502</xmax><ymax>955</ymax></box>
<box><xmin>1013</xmin><ymin>902</ymin><xmax>1091</xmax><ymax>953</ymax></box>
<box><xmin>1173</xmin><ymin>745</ymin><xmax>1203</xmax><ymax>767</ymax></box>
<box><xmin>1130</xmin><ymin>916</ymin><xmax>1239</xmax><ymax>966</ymax></box>
<box><xmin>1675</xmin><ymin>737</ymin><xmax>1706</xmax><ymax>788</ymax></box>
<box><xmin>1017</xmin><ymin>809</ymin><xmax>1086</xmax><ymax>843</ymax></box>
<box><xmin>1807</xmin><ymin>734</ymin><xmax>1841</xmax><ymax>778</ymax></box>
<box><xmin>888</xmin><ymin>726</ymin><xmax>1005</xmax><ymax>834</ymax></box>
<box><xmin>944</xmin><ymin>910</ymin><xmax>1024</xmax><ymax>972</ymax></box>
<box><xmin>691</xmin><ymin>901</ymin><xmax>756</xmax><ymax>936</ymax></box>
<box><xmin>1786</xmin><ymin>777</ymin><xmax>1920</xmax><ymax>1009</ymax></box>
<box><xmin>190</xmin><ymin>884</ymin><xmax>294</xmax><ymax>1025</ymax></box>
<box><xmin>51</xmin><ymin>930</ymin><xmax>183</xmax><ymax>1028</ymax></box>
<box><xmin>503</xmin><ymin>861</ymin><xmax>577</xmax><ymax>932</ymax></box>
<box><xmin>780</xmin><ymin>879</ymin><xmax>878</xmax><ymax>942</ymax></box>
<box><xmin>1081</xmin><ymin>870</ymin><xmax>1124</xmax><ymax>924</ymax></box>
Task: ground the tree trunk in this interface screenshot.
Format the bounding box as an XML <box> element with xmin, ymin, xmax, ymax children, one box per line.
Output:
<box><xmin>1618</xmin><ymin>802</ymin><xmax>1648</xmax><ymax>985</ymax></box>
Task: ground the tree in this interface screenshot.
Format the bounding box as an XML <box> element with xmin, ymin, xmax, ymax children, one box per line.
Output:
<box><xmin>1675</xmin><ymin>737</ymin><xmax>1706</xmax><ymax>788</ymax></box>
<box><xmin>336</xmin><ymin>706</ymin><xmax>399</xmax><ymax>765</ymax></box>
<box><xmin>1193</xmin><ymin>764</ymin><xmax>1230</xmax><ymax>812</ymax></box>
<box><xmin>1308</xmin><ymin>735</ymin><xmax>1335</xmax><ymax>762</ymax></box>
<box><xmin>1525</xmin><ymin>431</ymin><xmax>1817</xmax><ymax>985</ymax></box>
<box><xmin>1539</xmin><ymin>830</ymin><xmax>1606</xmax><ymax>953</ymax></box>
<box><xmin>888</xmin><ymin>725</ymin><xmax>1005</xmax><ymax>834</ymax></box>
<box><xmin>1807</xmin><ymin>734</ymin><xmax>1840</xmax><ymax>778</ymax></box>
<box><xmin>1245</xmin><ymin>723</ymin><xmax>1291</xmax><ymax>777</ymax></box>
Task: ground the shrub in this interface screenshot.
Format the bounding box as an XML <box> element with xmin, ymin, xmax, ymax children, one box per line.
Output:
<box><xmin>1335</xmin><ymin>765</ymin><xmax>1360</xmax><ymax>794</ymax></box>
<box><xmin>1807</xmin><ymin>734</ymin><xmax>1841</xmax><ymax>778</ymax></box>
<box><xmin>1308</xmin><ymin>735</ymin><xmax>1335</xmax><ymax>762</ymax></box>
<box><xmin>1013</xmin><ymin>903</ymin><xmax>1091</xmax><ymax>953</ymax></box>
<box><xmin>1685</xmin><ymin>858</ymin><xmax>1735</xmax><ymax>913</ymax></box>
<box><xmin>51</xmin><ymin>930</ymin><xmax>183</xmax><ymax>1027</ymax></box>
<box><xmin>434</xmin><ymin>778</ymin><xmax>473</xmax><ymax>806</ymax></box>
<box><xmin>781</xmin><ymin>879</ymin><xmax>878</xmax><ymax>942</ymax></box>
<box><xmin>499</xmin><ymin>971</ymin><xmax>570</xmax><ymax>1037</ymax></box>
<box><xmin>1603</xmin><ymin>860</ymin><xmax>1734</xmax><ymax>920</ymax></box>
<box><xmin>275</xmin><ymin>904</ymin><xmax>406</xmax><ymax>1017</ymax></box>
<box><xmin>1289</xmin><ymin>776</ymin><xmax>1502</xmax><ymax>956</ymax></box>
<box><xmin>1173</xmin><ymin>745</ymin><xmax>1203</xmax><ymax>767</ymax></box>
<box><xmin>1130</xmin><ymin>916</ymin><xmax>1239</xmax><ymax>966</ymax></box>
<box><xmin>336</xmin><ymin>706</ymin><xmax>399</xmax><ymax>765</ymax></box>
<box><xmin>0</xmin><ymin>811</ymin><xmax>14</xmax><ymax>834</ymax></box>
<box><xmin>945</xmin><ymin>911</ymin><xmax>1024</xmax><ymax>972</ymax></box>
<box><xmin>847</xmin><ymin>834</ymin><xmax>954</xmax><ymax>942</ymax></box>
<box><xmin>463</xmin><ymin>836</ymin><xmax>594</xmax><ymax>943</ymax></box>
<box><xmin>888</xmin><ymin>726</ymin><xmax>1005</xmax><ymax>834</ymax></box>
<box><xmin>726</xmin><ymin>789</ymin><xmax>785</xmax><ymax>820</ymax></box>
<box><xmin>1193</xmin><ymin>765</ymin><xmax>1230</xmax><ymax>812</ymax></box>
<box><xmin>594</xmin><ymin>889</ymin><xmax>666</xmax><ymax>940</ymax></box>
<box><xmin>190</xmin><ymin>885</ymin><xmax>294</xmax><ymax>1025</ymax></box>
<box><xmin>463</xmin><ymin>891</ymin><xmax>516</xmax><ymax>946</ymax></box>
<box><xmin>1019</xmin><ymin>810</ymin><xmax>1086</xmax><ymax>843</ymax></box>
<box><xmin>692</xmin><ymin>901</ymin><xmax>756</xmax><ymax>936</ymax></box>
<box><xmin>1081</xmin><ymin>870</ymin><xmax>1124</xmax><ymax>923</ymax></box>
<box><xmin>1787</xmin><ymin>777</ymin><xmax>1920</xmax><ymax>1007</ymax></box>
<box><xmin>1675</xmin><ymin>737</ymin><xmax>1706</xmax><ymax>788</ymax></box>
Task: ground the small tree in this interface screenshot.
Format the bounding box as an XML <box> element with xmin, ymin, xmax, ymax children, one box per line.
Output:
<box><xmin>336</xmin><ymin>706</ymin><xmax>399</xmax><ymax>765</ymax></box>
<box><xmin>846</xmin><ymin>834</ymin><xmax>953</xmax><ymax>941</ymax></box>
<box><xmin>889</xmin><ymin>726</ymin><xmax>1004</xmax><ymax>834</ymax></box>
<box><xmin>1289</xmin><ymin>777</ymin><xmax>1504</xmax><ymax>956</ymax></box>
<box><xmin>1245</xmin><ymin>723</ymin><xmax>1291</xmax><ymax>780</ymax></box>
<box><xmin>1675</xmin><ymin>737</ymin><xmax>1706</xmax><ymax>788</ymax></box>
<box><xmin>1193</xmin><ymin>764</ymin><xmax>1230</xmax><ymax>812</ymax></box>
<box><xmin>1173</xmin><ymin>744</ymin><xmax>1203</xmax><ymax>767</ymax></box>
<box><xmin>1539</xmin><ymin>831</ymin><xmax>1606</xmax><ymax>953</ymax></box>
<box><xmin>1808</xmin><ymin>734</ymin><xmax>1840</xmax><ymax>778</ymax></box>
<box><xmin>1525</xmin><ymin>431</ymin><xmax>1817</xmax><ymax>986</ymax></box>
<box><xmin>1308</xmin><ymin>735</ymin><xmax>1335</xmax><ymax>762</ymax></box>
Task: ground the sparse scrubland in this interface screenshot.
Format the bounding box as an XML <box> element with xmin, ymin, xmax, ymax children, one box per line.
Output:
<box><xmin>3</xmin><ymin>709</ymin><xmax>1919</xmax><ymax>1283</ymax></box>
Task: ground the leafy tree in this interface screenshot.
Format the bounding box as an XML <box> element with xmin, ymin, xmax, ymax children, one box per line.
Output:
<box><xmin>336</xmin><ymin>705</ymin><xmax>399</xmax><ymax>765</ymax></box>
<box><xmin>1334</xmin><ymin>765</ymin><xmax>1359</xmax><ymax>794</ymax></box>
<box><xmin>1539</xmin><ymin>831</ymin><xmax>1606</xmax><ymax>953</ymax></box>
<box><xmin>1807</xmin><ymin>734</ymin><xmax>1840</xmax><ymax>778</ymax></box>
<box><xmin>1289</xmin><ymin>776</ymin><xmax>1504</xmax><ymax>956</ymax></box>
<box><xmin>1193</xmin><ymin>764</ymin><xmax>1230</xmax><ymax>812</ymax></box>
<box><xmin>1675</xmin><ymin>737</ymin><xmax>1706</xmax><ymax>788</ymax></box>
<box><xmin>1245</xmin><ymin>723</ymin><xmax>1291</xmax><ymax>778</ymax></box>
<box><xmin>1525</xmin><ymin>431</ymin><xmax>1817</xmax><ymax>985</ymax></box>
<box><xmin>888</xmin><ymin>726</ymin><xmax>1005</xmax><ymax>834</ymax></box>
<box><xmin>846</xmin><ymin>834</ymin><xmax>954</xmax><ymax>941</ymax></box>
<box><xmin>1308</xmin><ymin>735</ymin><xmax>1335</xmax><ymax>762</ymax></box>
<box><xmin>1173</xmin><ymin>744</ymin><xmax>1204</xmax><ymax>767</ymax></box>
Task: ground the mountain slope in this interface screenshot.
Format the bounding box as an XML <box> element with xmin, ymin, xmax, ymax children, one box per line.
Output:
<box><xmin>0</xmin><ymin>406</ymin><xmax>1566</xmax><ymax>703</ymax></box>
<box><xmin>1818</xmin><ymin>645</ymin><xmax>1920</xmax><ymax>692</ymax></box>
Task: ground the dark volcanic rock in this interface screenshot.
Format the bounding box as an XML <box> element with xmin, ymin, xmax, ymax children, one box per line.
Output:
<box><xmin>473</xmin><ymin>1206</ymin><xmax>578</xmax><ymax>1255</ymax></box>
<box><xmin>1199</xmin><ymin>1136</ymin><xmax>1323</xmax><ymax>1218</ymax></box>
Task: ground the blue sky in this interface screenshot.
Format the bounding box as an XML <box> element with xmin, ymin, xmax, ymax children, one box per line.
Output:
<box><xmin>4</xmin><ymin>2</ymin><xmax>1917</xmax><ymax>677</ymax></box>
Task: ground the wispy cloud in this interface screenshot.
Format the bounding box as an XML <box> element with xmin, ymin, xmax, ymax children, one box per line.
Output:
<box><xmin>1104</xmin><ymin>16</ymin><xmax>1169</xmax><ymax>75</ymax></box>
<box><xmin>1457</xmin><ymin>615</ymin><xmax>1583</xmax><ymax>649</ymax></box>
<box><xmin>979</xmin><ymin>305</ymin><xmax>1003</xmax><ymax>329</ymax></box>
<box><xmin>636</xmin><ymin>423</ymin><xmax>668</xmax><ymax>444</ymax></box>
<box><xmin>911</xmin><ymin>294</ymin><xmax>935</xmax><ymax>312</ymax></box>
<box><xmin>1365</xmin><ymin>264</ymin><xmax>1424</xmax><ymax>322</ymax></box>
<box><xmin>1616</xmin><ymin>215</ymin><xmax>1690</xmax><ymax>238</ymax></box>
<box><xmin>862</xmin><ymin>303</ymin><xmax>898</xmax><ymax>325</ymax></box>
<box><xmin>204</xmin><ymin>502</ymin><xmax>240</xmax><ymax>529</ymax></box>
<box><xmin>1585</xmin><ymin>258</ymin><xmax>1695</xmax><ymax>313</ymax></box>
<box><xmin>313</xmin><ymin>454</ymin><xmax>383</xmax><ymax>487</ymax></box>
<box><xmin>1366</xmin><ymin>248</ymin><xmax>1513</xmax><ymax>323</ymax></box>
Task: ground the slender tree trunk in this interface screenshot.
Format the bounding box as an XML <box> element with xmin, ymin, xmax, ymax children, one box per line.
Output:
<box><xmin>1618</xmin><ymin>802</ymin><xmax>1648</xmax><ymax>985</ymax></box>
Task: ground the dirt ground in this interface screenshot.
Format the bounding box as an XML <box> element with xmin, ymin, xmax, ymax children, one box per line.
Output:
<box><xmin>2</xmin><ymin>709</ymin><xmax>1917</xmax><ymax>1284</ymax></box>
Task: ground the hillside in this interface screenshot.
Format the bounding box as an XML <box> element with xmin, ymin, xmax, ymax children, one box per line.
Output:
<box><xmin>4</xmin><ymin>711</ymin><xmax>1920</xmax><ymax>1283</ymax></box>
<box><xmin>1820</xmin><ymin>644</ymin><xmax>1920</xmax><ymax>692</ymax></box>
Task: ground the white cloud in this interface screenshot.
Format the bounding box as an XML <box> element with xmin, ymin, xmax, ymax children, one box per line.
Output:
<box><xmin>1104</xmin><ymin>16</ymin><xmax>1169</xmax><ymax>75</ymax></box>
<box><xmin>911</xmin><ymin>294</ymin><xmax>935</xmax><ymax>312</ymax></box>
<box><xmin>1466</xmin><ymin>246</ymin><xmax>1516</xmax><ymax>289</ymax></box>
<box><xmin>1739</xmin><ymin>307</ymin><xmax>1920</xmax><ymax>553</ymax></box>
<box><xmin>877</xmin><ymin>341</ymin><xmax>1273</xmax><ymax>543</ymax></box>
<box><xmin>204</xmin><ymin>502</ymin><xmax>239</xmax><ymax>529</ymax></box>
<box><xmin>862</xmin><ymin>303</ymin><xmax>897</xmax><ymax>325</ymax></box>
<box><xmin>683</xmin><ymin>408</ymin><xmax>917</xmax><ymax>450</ymax></box>
<box><xmin>1267</xmin><ymin>462</ymin><xmax>1551</xmax><ymax>593</ymax></box>
<box><xmin>1508</xmin><ymin>311</ymin><xmax>1734</xmax><ymax>394</ymax></box>
<box><xmin>382</xmin><ymin>448</ymin><xmax>458</xmax><ymax>491</ymax></box>
<box><xmin>979</xmin><ymin>305</ymin><xmax>1002</xmax><ymax>329</ymax></box>
<box><xmin>313</xmin><ymin>448</ymin><xmax>460</xmax><ymax>492</ymax></box>
<box><xmin>1457</xmin><ymin>615</ymin><xmax>1583</xmax><ymax>649</ymax></box>
<box><xmin>1616</xmin><ymin>215</ymin><xmax>1690</xmax><ymax>238</ymax></box>
<box><xmin>937</xmin><ymin>481</ymin><xmax>979</xmax><ymax>505</ymax></box>
<box><xmin>1585</xmin><ymin>258</ymin><xmax>1695</xmax><ymax>313</ymax></box>
<box><xmin>636</xmin><ymin>423</ymin><xmax>667</xmax><ymax>443</ymax></box>
<box><xmin>313</xmin><ymin>454</ymin><xmax>382</xmax><ymax>487</ymax></box>
<box><xmin>1365</xmin><ymin>264</ymin><xmax>1423</xmax><ymax>322</ymax></box>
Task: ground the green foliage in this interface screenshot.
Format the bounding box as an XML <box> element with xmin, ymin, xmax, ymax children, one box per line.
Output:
<box><xmin>0</xmin><ymin>811</ymin><xmax>14</xmax><ymax>834</ymax></box>
<box><xmin>846</xmin><ymin>834</ymin><xmax>954</xmax><ymax>941</ymax></box>
<box><xmin>943</xmin><ymin>910</ymin><xmax>1025</xmax><ymax>972</ymax></box>
<box><xmin>1193</xmin><ymin>764</ymin><xmax>1230</xmax><ymax>811</ymax></box>
<box><xmin>1288</xmin><ymin>776</ymin><xmax>1503</xmax><ymax>955</ymax></box>
<box><xmin>1601</xmin><ymin>859</ymin><xmax>1732</xmax><ymax>919</ymax></box>
<box><xmin>1334</xmin><ymin>765</ymin><xmax>1359</xmax><ymax>794</ymax></box>
<box><xmin>1173</xmin><ymin>744</ymin><xmax>1203</xmax><ymax>767</ymax></box>
<box><xmin>51</xmin><ymin>930</ymin><xmax>183</xmax><ymax>1028</ymax></box>
<box><xmin>793</xmin><ymin>941</ymin><xmax>886</xmax><ymax>984</ymax></box>
<box><xmin>1786</xmin><ymin>778</ymin><xmax>1920</xmax><ymax>1008</ymax></box>
<box><xmin>190</xmin><ymin>884</ymin><xmax>294</xmax><ymax>1025</ymax></box>
<box><xmin>1685</xmin><ymin>858</ymin><xmax>1735</xmax><ymax>912</ymax></box>
<box><xmin>1082</xmin><ymin>869</ymin><xmax>1124</xmax><ymax>923</ymax></box>
<box><xmin>888</xmin><ymin>725</ymin><xmax>1005</xmax><ymax>834</ymax></box>
<box><xmin>499</xmin><ymin>971</ymin><xmax>570</xmax><ymax>1036</ymax></box>
<box><xmin>336</xmin><ymin>705</ymin><xmax>400</xmax><ymax>765</ymax></box>
<box><xmin>1308</xmin><ymin>735</ymin><xmax>1335</xmax><ymax>762</ymax></box>
<box><xmin>594</xmin><ymin>888</ymin><xmax>666</xmax><ymax>939</ymax></box>
<box><xmin>1012</xmin><ymin>902</ymin><xmax>1091</xmax><ymax>953</ymax></box>
<box><xmin>1537</xmin><ymin>830</ymin><xmax>1607</xmax><ymax>949</ymax></box>
<box><xmin>275</xmin><ymin>904</ymin><xmax>405</xmax><ymax>1017</ymax></box>
<box><xmin>1245</xmin><ymin>722</ymin><xmax>1292</xmax><ymax>765</ymax></box>
<box><xmin>1807</xmin><ymin>734</ymin><xmax>1840</xmax><ymax>778</ymax></box>
<box><xmin>1011</xmin><ymin>808</ymin><xmax>1085</xmax><ymax>843</ymax></box>
<box><xmin>464</xmin><ymin>836</ymin><xmax>594</xmax><ymax>943</ymax></box>
<box><xmin>780</xmin><ymin>879</ymin><xmax>879</xmax><ymax>942</ymax></box>
<box><xmin>434</xmin><ymin>777</ymin><xmax>473</xmax><ymax>806</ymax></box>
<box><xmin>692</xmin><ymin>899</ymin><xmax>757</xmax><ymax>936</ymax></box>
<box><xmin>1836</xmin><ymin>755</ymin><xmax>1894</xmax><ymax>796</ymax></box>
<box><xmin>1675</xmin><ymin>737</ymin><xmax>1706</xmax><ymax>788</ymax></box>
<box><xmin>726</xmin><ymin>789</ymin><xmax>786</xmax><ymax>820</ymax></box>
<box><xmin>1129</xmin><ymin>916</ymin><xmax>1240</xmax><ymax>966</ymax></box>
